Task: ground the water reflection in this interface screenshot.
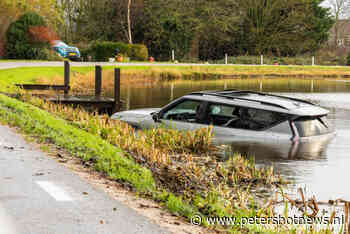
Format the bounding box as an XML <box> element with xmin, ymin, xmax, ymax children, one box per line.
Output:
<box><xmin>216</xmin><ymin>135</ymin><xmax>333</xmax><ymax>163</ymax></box>
<box><xmin>120</xmin><ymin>78</ymin><xmax>350</xmax><ymax>110</ymax></box>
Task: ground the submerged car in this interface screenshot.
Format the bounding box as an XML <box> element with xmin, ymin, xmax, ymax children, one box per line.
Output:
<box><xmin>52</xmin><ymin>40</ymin><xmax>81</xmax><ymax>60</ymax></box>
<box><xmin>111</xmin><ymin>90</ymin><xmax>335</xmax><ymax>142</ymax></box>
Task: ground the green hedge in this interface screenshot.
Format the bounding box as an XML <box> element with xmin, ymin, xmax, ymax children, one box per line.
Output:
<box><xmin>6</xmin><ymin>12</ymin><xmax>49</xmax><ymax>59</ymax></box>
<box><xmin>82</xmin><ymin>41</ymin><xmax>149</xmax><ymax>62</ymax></box>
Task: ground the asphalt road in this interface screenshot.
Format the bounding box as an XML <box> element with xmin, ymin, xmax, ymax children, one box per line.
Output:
<box><xmin>0</xmin><ymin>61</ymin><xmax>279</xmax><ymax>70</ymax></box>
<box><xmin>0</xmin><ymin>125</ymin><xmax>168</xmax><ymax>234</ymax></box>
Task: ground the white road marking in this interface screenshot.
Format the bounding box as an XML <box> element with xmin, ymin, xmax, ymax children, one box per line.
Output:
<box><xmin>0</xmin><ymin>204</ymin><xmax>17</xmax><ymax>234</ymax></box>
<box><xmin>36</xmin><ymin>181</ymin><xmax>73</xmax><ymax>202</ymax></box>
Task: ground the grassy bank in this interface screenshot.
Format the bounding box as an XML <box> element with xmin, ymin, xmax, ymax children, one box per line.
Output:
<box><xmin>2</xmin><ymin>64</ymin><xmax>350</xmax><ymax>86</ymax></box>
<box><xmin>116</xmin><ymin>65</ymin><xmax>350</xmax><ymax>79</ymax></box>
<box><xmin>0</xmin><ymin>94</ymin><xmax>155</xmax><ymax>190</ymax></box>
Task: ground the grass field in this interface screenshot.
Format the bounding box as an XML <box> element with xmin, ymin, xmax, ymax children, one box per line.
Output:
<box><xmin>2</xmin><ymin>64</ymin><xmax>350</xmax><ymax>87</ymax></box>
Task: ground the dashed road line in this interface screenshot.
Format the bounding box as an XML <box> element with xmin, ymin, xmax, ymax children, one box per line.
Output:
<box><xmin>0</xmin><ymin>204</ymin><xmax>17</xmax><ymax>234</ymax></box>
<box><xmin>36</xmin><ymin>181</ymin><xmax>73</xmax><ymax>202</ymax></box>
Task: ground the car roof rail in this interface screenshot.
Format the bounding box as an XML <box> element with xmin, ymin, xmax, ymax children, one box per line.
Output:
<box><xmin>191</xmin><ymin>90</ymin><xmax>315</xmax><ymax>105</ymax></box>
<box><xmin>189</xmin><ymin>90</ymin><xmax>315</xmax><ymax>110</ymax></box>
<box><xmin>220</xmin><ymin>90</ymin><xmax>315</xmax><ymax>106</ymax></box>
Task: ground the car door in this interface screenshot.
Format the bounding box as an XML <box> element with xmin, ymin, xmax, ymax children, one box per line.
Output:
<box><xmin>206</xmin><ymin>103</ymin><xmax>255</xmax><ymax>138</ymax></box>
<box><xmin>159</xmin><ymin>99</ymin><xmax>209</xmax><ymax>131</ymax></box>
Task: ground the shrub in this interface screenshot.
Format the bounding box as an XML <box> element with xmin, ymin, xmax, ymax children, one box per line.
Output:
<box><xmin>90</xmin><ymin>41</ymin><xmax>131</xmax><ymax>61</ymax></box>
<box><xmin>6</xmin><ymin>12</ymin><xmax>49</xmax><ymax>59</ymax></box>
<box><xmin>41</xmin><ymin>48</ymin><xmax>64</xmax><ymax>61</ymax></box>
<box><xmin>28</xmin><ymin>26</ymin><xmax>59</xmax><ymax>45</ymax></box>
<box><xmin>346</xmin><ymin>53</ymin><xmax>350</xmax><ymax>66</ymax></box>
<box><xmin>83</xmin><ymin>41</ymin><xmax>149</xmax><ymax>62</ymax></box>
<box><xmin>130</xmin><ymin>44</ymin><xmax>149</xmax><ymax>61</ymax></box>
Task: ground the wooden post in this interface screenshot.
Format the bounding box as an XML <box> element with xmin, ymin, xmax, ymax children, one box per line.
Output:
<box><xmin>64</xmin><ymin>61</ymin><xmax>70</xmax><ymax>95</ymax></box>
<box><xmin>312</xmin><ymin>56</ymin><xmax>315</xmax><ymax>66</ymax></box>
<box><xmin>95</xmin><ymin>65</ymin><xmax>102</xmax><ymax>98</ymax></box>
<box><xmin>225</xmin><ymin>53</ymin><xmax>228</xmax><ymax>65</ymax></box>
<box><xmin>260</xmin><ymin>55</ymin><xmax>264</xmax><ymax>65</ymax></box>
<box><xmin>114</xmin><ymin>68</ymin><xmax>121</xmax><ymax>112</ymax></box>
<box><xmin>172</xmin><ymin>50</ymin><xmax>175</xmax><ymax>61</ymax></box>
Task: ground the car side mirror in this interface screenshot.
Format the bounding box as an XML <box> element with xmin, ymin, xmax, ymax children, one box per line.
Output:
<box><xmin>152</xmin><ymin>112</ymin><xmax>161</xmax><ymax>123</ymax></box>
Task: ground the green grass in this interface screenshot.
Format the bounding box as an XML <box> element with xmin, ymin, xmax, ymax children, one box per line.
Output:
<box><xmin>1</xmin><ymin>64</ymin><xmax>350</xmax><ymax>90</ymax></box>
<box><xmin>0</xmin><ymin>66</ymin><xmax>118</xmax><ymax>93</ymax></box>
<box><xmin>0</xmin><ymin>59</ymin><xmax>49</xmax><ymax>62</ymax></box>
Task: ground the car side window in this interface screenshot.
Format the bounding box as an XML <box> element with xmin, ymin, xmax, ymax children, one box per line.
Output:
<box><xmin>208</xmin><ymin>103</ymin><xmax>289</xmax><ymax>131</ymax></box>
<box><xmin>162</xmin><ymin>99</ymin><xmax>201</xmax><ymax>122</ymax></box>
<box><xmin>208</xmin><ymin>104</ymin><xmax>238</xmax><ymax>126</ymax></box>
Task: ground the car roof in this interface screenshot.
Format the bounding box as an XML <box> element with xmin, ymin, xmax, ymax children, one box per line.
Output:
<box><xmin>183</xmin><ymin>90</ymin><xmax>329</xmax><ymax>116</ymax></box>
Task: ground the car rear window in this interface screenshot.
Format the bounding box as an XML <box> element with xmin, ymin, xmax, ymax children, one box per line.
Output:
<box><xmin>293</xmin><ymin>116</ymin><xmax>330</xmax><ymax>137</ymax></box>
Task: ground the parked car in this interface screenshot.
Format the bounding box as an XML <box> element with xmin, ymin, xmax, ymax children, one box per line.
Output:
<box><xmin>111</xmin><ymin>90</ymin><xmax>335</xmax><ymax>142</ymax></box>
<box><xmin>52</xmin><ymin>40</ymin><xmax>81</xmax><ymax>61</ymax></box>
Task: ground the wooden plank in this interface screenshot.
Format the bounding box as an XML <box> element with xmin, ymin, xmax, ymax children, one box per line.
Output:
<box><xmin>15</xmin><ymin>84</ymin><xmax>70</xmax><ymax>91</ymax></box>
<box><xmin>95</xmin><ymin>65</ymin><xmax>102</xmax><ymax>98</ymax></box>
<box><xmin>114</xmin><ymin>68</ymin><xmax>121</xmax><ymax>112</ymax></box>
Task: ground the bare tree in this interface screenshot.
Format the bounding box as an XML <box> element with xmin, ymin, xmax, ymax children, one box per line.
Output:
<box><xmin>325</xmin><ymin>0</ymin><xmax>350</xmax><ymax>46</ymax></box>
<box><xmin>127</xmin><ymin>0</ymin><xmax>132</xmax><ymax>44</ymax></box>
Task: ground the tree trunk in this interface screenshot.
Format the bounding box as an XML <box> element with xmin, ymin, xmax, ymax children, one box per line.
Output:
<box><xmin>188</xmin><ymin>32</ymin><xmax>199</xmax><ymax>60</ymax></box>
<box><xmin>127</xmin><ymin>0</ymin><xmax>133</xmax><ymax>44</ymax></box>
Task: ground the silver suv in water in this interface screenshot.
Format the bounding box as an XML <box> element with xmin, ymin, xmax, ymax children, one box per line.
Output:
<box><xmin>111</xmin><ymin>90</ymin><xmax>335</xmax><ymax>142</ymax></box>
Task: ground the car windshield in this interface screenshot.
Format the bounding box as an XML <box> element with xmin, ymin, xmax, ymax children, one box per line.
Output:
<box><xmin>162</xmin><ymin>99</ymin><xmax>201</xmax><ymax>122</ymax></box>
<box><xmin>54</xmin><ymin>41</ymin><xmax>68</xmax><ymax>48</ymax></box>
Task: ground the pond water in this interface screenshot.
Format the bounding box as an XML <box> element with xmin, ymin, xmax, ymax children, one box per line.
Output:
<box><xmin>119</xmin><ymin>78</ymin><xmax>350</xmax><ymax>201</ymax></box>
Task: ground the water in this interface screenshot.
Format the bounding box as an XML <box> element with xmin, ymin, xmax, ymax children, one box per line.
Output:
<box><xmin>119</xmin><ymin>78</ymin><xmax>350</xmax><ymax>201</ymax></box>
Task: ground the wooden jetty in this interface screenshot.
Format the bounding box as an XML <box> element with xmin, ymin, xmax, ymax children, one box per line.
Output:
<box><xmin>16</xmin><ymin>61</ymin><xmax>122</xmax><ymax>115</ymax></box>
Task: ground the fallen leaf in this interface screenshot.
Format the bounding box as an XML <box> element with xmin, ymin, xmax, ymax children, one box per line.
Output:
<box><xmin>139</xmin><ymin>203</ymin><xmax>150</xmax><ymax>209</ymax></box>
<box><xmin>4</xmin><ymin>146</ymin><xmax>14</xmax><ymax>150</ymax></box>
<box><xmin>33</xmin><ymin>172</ymin><xmax>44</xmax><ymax>176</ymax></box>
